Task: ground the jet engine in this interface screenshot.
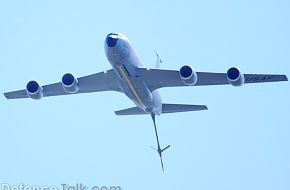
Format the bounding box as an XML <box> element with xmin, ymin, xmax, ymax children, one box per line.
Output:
<box><xmin>179</xmin><ymin>65</ymin><xmax>198</xmax><ymax>85</ymax></box>
<box><xmin>26</xmin><ymin>80</ymin><xmax>43</xmax><ymax>99</ymax></box>
<box><xmin>62</xmin><ymin>73</ymin><xmax>79</xmax><ymax>93</ymax></box>
<box><xmin>226</xmin><ymin>67</ymin><xmax>244</xmax><ymax>86</ymax></box>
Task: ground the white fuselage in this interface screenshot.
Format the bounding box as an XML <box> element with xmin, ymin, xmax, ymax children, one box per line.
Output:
<box><xmin>104</xmin><ymin>33</ymin><xmax>162</xmax><ymax>115</ymax></box>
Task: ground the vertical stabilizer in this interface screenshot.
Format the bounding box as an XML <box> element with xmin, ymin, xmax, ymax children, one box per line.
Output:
<box><xmin>154</xmin><ymin>50</ymin><xmax>162</xmax><ymax>68</ymax></box>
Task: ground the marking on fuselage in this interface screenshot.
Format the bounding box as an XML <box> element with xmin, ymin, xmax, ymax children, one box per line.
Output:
<box><xmin>123</xmin><ymin>65</ymin><xmax>131</xmax><ymax>77</ymax></box>
<box><xmin>118</xmin><ymin>65</ymin><xmax>145</xmax><ymax>108</ymax></box>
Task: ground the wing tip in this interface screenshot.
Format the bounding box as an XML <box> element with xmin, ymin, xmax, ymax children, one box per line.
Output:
<box><xmin>2</xmin><ymin>90</ymin><xmax>28</xmax><ymax>100</ymax></box>
<box><xmin>114</xmin><ymin>111</ymin><xmax>121</xmax><ymax>116</ymax></box>
<box><xmin>3</xmin><ymin>93</ymin><xmax>9</xmax><ymax>99</ymax></box>
<box><xmin>278</xmin><ymin>74</ymin><xmax>288</xmax><ymax>82</ymax></box>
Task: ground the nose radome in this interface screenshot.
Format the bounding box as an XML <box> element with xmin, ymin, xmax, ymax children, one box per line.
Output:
<box><xmin>106</xmin><ymin>36</ymin><xmax>118</xmax><ymax>47</ymax></box>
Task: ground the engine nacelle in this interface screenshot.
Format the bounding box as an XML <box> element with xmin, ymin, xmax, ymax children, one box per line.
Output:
<box><xmin>26</xmin><ymin>80</ymin><xmax>43</xmax><ymax>100</ymax></box>
<box><xmin>62</xmin><ymin>73</ymin><xmax>79</xmax><ymax>93</ymax></box>
<box><xmin>226</xmin><ymin>67</ymin><xmax>244</xmax><ymax>87</ymax></box>
<box><xmin>179</xmin><ymin>65</ymin><xmax>198</xmax><ymax>85</ymax></box>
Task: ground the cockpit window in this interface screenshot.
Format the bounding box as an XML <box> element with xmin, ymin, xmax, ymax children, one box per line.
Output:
<box><xmin>108</xmin><ymin>33</ymin><xmax>118</xmax><ymax>36</ymax></box>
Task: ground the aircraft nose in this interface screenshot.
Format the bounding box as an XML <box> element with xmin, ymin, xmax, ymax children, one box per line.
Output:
<box><xmin>106</xmin><ymin>35</ymin><xmax>118</xmax><ymax>47</ymax></box>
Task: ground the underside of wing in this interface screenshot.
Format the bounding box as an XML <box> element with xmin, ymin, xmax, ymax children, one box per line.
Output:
<box><xmin>137</xmin><ymin>67</ymin><xmax>288</xmax><ymax>91</ymax></box>
<box><xmin>4</xmin><ymin>69</ymin><xmax>121</xmax><ymax>100</ymax></box>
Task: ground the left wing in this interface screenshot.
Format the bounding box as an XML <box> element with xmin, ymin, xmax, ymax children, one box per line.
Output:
<box><xmin>4</xmin><ymin>69</ymin><xmax>121</xmax><ymax>99</ymax></box>
<box><xmin>136</xmin><ymin>68</ymin><xmax>288</xmax><ymax>91</ymax></box>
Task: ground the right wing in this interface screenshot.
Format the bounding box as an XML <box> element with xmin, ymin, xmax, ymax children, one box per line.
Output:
<box><xmin>4</xmin><ymin>69</ymin><xmax>121</xmax><ymax>99</ymax></box>
<box><xmin>137</xmin><ymin>68</ymin><xmax>288</xmax><ymax>91</ymax></box>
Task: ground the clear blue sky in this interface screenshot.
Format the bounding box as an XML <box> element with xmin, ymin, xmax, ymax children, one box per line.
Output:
<box><xmin>0</xmin><ymin>0</ymin><xmax>289</xmax><ymax>189</ymax></box>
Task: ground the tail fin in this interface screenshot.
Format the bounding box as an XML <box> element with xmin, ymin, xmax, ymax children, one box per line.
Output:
<box><xmin>154</xmin><ymin>50</ymin><xmax>162</xmax><ymax>68</ymax></box>
<box><xmin>115</xmin><ymin>104</ymin><xmax>208</xmax><ymax>116</ymax></box>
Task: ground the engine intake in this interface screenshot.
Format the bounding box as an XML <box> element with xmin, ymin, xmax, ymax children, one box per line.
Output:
<box><xmin>179</xmin><ymin>65</ymin><xmax>197</xmax><ymax>85</ymax></box>
<box><xmin>26</xmin><ymin>80</ymin><xmax>43</xmax><ymax>99</ymax></box>
<box><xmin>62</xmin><ymin>73</ymin><xmax>79</xmax><ymax>93</ymax></box>
<box><xmin>226</xmin><ymin>67</ymin><xmax>244</xmax><ymax>86</ymax></box>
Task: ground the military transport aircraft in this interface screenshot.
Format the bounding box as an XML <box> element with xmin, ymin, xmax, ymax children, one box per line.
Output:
<box><xmin>4</xmin><ymin>33</ymin><xmax>288</xmax><ymax>171</ymax></box>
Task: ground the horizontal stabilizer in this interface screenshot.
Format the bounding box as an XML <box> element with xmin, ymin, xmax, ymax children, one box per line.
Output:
<box><xmin>161</xmin><ymin>103</ymin><xmax>208</xmax><ymax>113</ymax></box>
<box><xmin>115</xmin><ymin>107</ymin><xmax>146</xmax><ymax>115</ymax></box>
<box><xmin>115</xmin><ymin>103</ymin><xmax>208</xmax><ymax>115</ymax></box>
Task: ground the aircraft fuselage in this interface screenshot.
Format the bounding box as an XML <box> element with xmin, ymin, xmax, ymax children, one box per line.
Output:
<box><xmin>104</xmin><ymin>33</ymin><xmax>162</xmax><ymax>115</ymax></box>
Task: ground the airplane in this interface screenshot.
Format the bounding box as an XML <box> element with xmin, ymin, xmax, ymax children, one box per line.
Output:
<box><xmin>4</xmin><ymin>32</ymin><xmax>288</xmax><ymax>171</ymax></box>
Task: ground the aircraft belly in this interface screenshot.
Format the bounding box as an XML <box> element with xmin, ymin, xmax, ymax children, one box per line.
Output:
<box><xmin>119</xmin><ymin>77</ymin><xmax>155</xmax><ymax>110</ymax></box>
<box><xmin>108</xmin><ymin>43</ymin><xmax>160</xmax><ymax>112</ymax></box>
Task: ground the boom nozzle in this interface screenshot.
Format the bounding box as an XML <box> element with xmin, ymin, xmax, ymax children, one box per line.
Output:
<box><xmin>150</xmin><ymin>113</ymin><xmax>170</xmax><ymax>172</ymax></box>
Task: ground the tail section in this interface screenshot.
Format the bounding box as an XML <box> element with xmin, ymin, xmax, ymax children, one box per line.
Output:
<box><xmin>115</xmin><ymin>103</ymin><xmax>208</xmax><ymax>116</ymax></box>
<box><xmin>115</xmin><ymin>103</ymin><xmax>207</xmax><ymax>171</ymax></box>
